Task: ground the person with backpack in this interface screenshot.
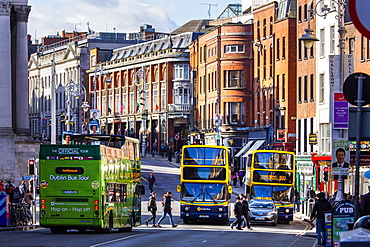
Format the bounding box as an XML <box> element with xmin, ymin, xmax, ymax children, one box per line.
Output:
<box><xmin>12</xmin><ymin>187</ymin><xmax>22</xmax><ymax>203</ymax></box>
<box><xmin>145</xmin><ymin>192</ymin><xmax>158</xmax><ymax>227</ymax></box>
<box><xmin>156</xmin><ymin>191</ymin><xmax>177</xmax><ymax>228</ymax></box>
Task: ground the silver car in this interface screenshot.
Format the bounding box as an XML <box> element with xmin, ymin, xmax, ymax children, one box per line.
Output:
<box><xmin>248</xmin><ymin>199</ymin><xmax>278</xmax><ymax>226</ymax></box>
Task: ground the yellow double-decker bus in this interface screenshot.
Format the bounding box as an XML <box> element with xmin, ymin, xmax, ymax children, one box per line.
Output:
<box><xmin>177</xmin><ymin>145</ymin><xmax>232</xmax><ymax>224</ymax></box>
<box><xmin>244</xmin><ymin>150</ymin><xmax>295</xmax><ymax>223</ymax></box>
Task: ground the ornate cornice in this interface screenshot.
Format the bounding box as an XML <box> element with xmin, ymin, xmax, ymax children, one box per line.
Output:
<box><xmin>13</xmin><ymin>5</ymin><xmax>31</xmax><ymax>22</ymax></box>
<box><xmin>0</xmin><ymin>1</ymin><xmax>12</xmax><ymax>16</ymax></box>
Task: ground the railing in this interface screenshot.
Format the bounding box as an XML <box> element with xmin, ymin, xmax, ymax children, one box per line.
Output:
<box><xmin>168</xmin><ymin>103</ymin><xmax>190</xmax><ymax>112</ymax></box>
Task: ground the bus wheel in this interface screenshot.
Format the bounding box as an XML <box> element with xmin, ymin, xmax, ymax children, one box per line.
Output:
<box><xmin>183</xmin><ymin>219</ymin><xmax>190</xmax><ymax>224</ymax></box>
<box><xmin>50</xmin><ymin>227</ymin><xmax>59</xmax><ymax>234</ymax></box>
<box><xmin>107</xmin><ymin>213</ymin><xmax>113</xmax><ymax>233</ymax></box>
<box><xmin>79</xmin><ymin>228</ymin><xmax>86</xmax><ymax>233</ymax></box>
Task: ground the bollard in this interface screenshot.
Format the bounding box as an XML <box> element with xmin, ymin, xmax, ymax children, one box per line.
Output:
<box><xmin>307</xmin><ymin>198</ymin><xmax>315</xmax><ymax>216</ymax></box>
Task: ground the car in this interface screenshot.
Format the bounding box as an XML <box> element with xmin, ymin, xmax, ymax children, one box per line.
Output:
<box><xmin>248</xmin><ymin>199</ymin><xmax>278</xmax><ymax>226</ymax></box>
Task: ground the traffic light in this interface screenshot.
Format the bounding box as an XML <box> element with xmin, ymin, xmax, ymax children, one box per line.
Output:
<box><xmin>28</xmin><ymin>159</ymin><xmax>35</xmax><ymax>175</ymax></box>
<box><xmin>323</xmin><ymin>166</ymin><xmax>328</xmax><ymax>182</ymax></box>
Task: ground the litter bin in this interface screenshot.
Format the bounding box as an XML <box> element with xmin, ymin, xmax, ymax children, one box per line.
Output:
<box><xmin>175</xmin><ymin>151</ymin><xmax>180</xmax><ymax>163</ymax></box>
<box><xmin>0</xmin><ymin>194</ymin><xmax>10</xmax><ymax>226</ymax></box>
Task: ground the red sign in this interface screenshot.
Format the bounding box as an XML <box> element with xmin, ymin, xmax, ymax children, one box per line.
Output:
<box><xmin>174</xmin><ymin>134</ymin><xmax>180</xmax><ymax>141</ymax></box>
<box><xmin>349</xmin><ymin>0</ymin><xmax>370</xmax><ymax>39</ymax></box>
<box><xmin>277</xmin><ymin>130</ymin><xmax>286</xmax><ymax>141</ymax></box>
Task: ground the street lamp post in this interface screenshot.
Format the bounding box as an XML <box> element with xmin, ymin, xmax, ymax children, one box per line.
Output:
<box><xmin>299</xmin><ymin>0</ymin><xmax>347</xmax><ymax>202</ymax></box>
<box><xmin>65</xmin><ymin>79</ymin><xmax>90</xmax><ymax>132</ymax></box>
<box><xmin>93</xmin><ymin>65</ymin><xmax>111</xmax><ymax>110</ymax></box>
<box><xmin>134</xmin><ymin>68</ymin><xmax>147</xmax><ymax>157</ymax></box>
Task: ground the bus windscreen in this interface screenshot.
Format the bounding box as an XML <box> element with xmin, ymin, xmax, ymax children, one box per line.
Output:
<box><xmin>183</xmin><ymin>167</ymin><xmax>226</xmax><ymax>180</ymax></box>
<box><xmin>181</xmin><ymin>183</ymin><xmax>228</xmax><ymax>202</ymax></box>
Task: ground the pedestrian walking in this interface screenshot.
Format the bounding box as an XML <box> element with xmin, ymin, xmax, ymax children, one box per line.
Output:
<box><xmin>167</xmin><ymin>145</ymin><xmax>173</xmax><ymax>162</ymax></box>
<box><xmin>145</xmin><ymin>192</ymin><xmax>158</xmax><ymax>227</ymax></box>
<box><xmin>238</xmin><ymin>170</ymin><xmax>244</xmax><ymax>187</ymax></box>
<box><xmin>241</xmin><ymin>196</ymin><xmax>252</xmax><ymax>230</ymax></box>
<box><xmin>19</xmin><ymin>180</ymin><xmax>27</xmax><ymax>198</ymax></box>
<box><xmin>306</xmin><ymin>187</ymin><xmax>316</xmax><ymax>199</ymax></box>
<box><xmin>23</xmin><ymin>189</ymin><xmax>34</xmax><ymax>206</ymax></box>
<box><xmin>232</xmin><ymin>171</ymin><xmax>238</xmax><ymax>187</ymax></box>
<box><xmin>310</xmin><ymin>192</ymin><xmax>332</xmax><ymax>247</ymax></box>
<box><xmin>152</xmin><ymin>142</ymin><xmax>157</xmax><ymax>157</ymax></box>
<box><xmin>148</xmin><ymin>173</ymin><xmax>156</xmax><ymax>193</ymax></box>
<box><xmin>156</xmin><ymin>191</ymin><xmax>177</xmax><ymax>228</ymax></box>
<box><xmin>361</xmin><ymin>185</ymin><xmax>370</xmax><ymax>216</ymax></box>
<box><xmin>230</xmin><ymin>197</ymin><xmax>244</xmax><ymax>230</ymax></box>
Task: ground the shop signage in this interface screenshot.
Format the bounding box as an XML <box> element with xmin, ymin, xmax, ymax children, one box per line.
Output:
<box><xmin>309</xmin><ymin>132</ymin><xmax>318</xmax><ymax>145</ymax></box>
<box><xmin>332</xmin><ymin>200</ymin><xmax>354</xmax><ymax>247</ymax></box>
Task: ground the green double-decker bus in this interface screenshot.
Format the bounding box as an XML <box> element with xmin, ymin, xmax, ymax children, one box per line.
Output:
<box><xmin>39</xmin><ymin>135</ymin><xmax>144</xmax><ymax>233</ymax></box>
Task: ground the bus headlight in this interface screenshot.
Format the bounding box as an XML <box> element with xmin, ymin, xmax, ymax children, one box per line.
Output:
<box><xmin>285</xmin><ymin>209</ymin><xmax>290</xmax><ymax>213</ymax></box>
<box><xmin>184</xmin><ymin>207</ymin><xmax>190</xmax><ymax>211</ymax></box>
<box><xmin>218</xmin><ymin>208</ymin><xmax>223</xmax><ymax>212</ymax></box>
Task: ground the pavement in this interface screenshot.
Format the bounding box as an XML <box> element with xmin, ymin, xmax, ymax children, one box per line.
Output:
<box><xmin>0</xmin><ymin>154</ymin><xmax>317</xmax><ymax>238</ymax></box>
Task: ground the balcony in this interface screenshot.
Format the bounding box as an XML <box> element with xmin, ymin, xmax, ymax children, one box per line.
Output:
<box><xmin>168</xmin><ymin>103</ymin><xmax>190</xmax><ymax>112</ymax></box>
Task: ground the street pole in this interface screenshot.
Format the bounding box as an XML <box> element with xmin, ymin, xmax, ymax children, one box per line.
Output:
<box><xmin>354</xmin><ymin>75</ymin><xmax>365</xmax><ymax>221</ymax></box>
<box><xmin>50</xmin><ymin>47</ymin><xmax>56</xmax><ymax>144</ymax></box>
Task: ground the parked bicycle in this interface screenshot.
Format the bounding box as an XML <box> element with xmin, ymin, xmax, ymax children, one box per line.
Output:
<box><xmin>10</xmin><ymin>203</ymin><xmax>33</xmax><ymax>226</ymax></box>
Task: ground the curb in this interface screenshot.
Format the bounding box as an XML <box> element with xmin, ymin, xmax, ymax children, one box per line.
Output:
<box><xmin>0</xmin><ymin>225</ymin><xmax>42</xmax><ymax>232</ymax></box>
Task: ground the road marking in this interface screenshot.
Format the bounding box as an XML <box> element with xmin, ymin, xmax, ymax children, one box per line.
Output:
<box><xmin>89</xmin><ymin>233</ymin><xmax>147</xmax><ymax>247</ymax></box>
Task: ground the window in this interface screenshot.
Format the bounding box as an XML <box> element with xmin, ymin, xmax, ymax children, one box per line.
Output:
<box><xmin>310</xmin><ymin>74</ymin><xmax>314</xmax><ymax>101</ymax></box>
<box><xmin>320</xmin><ymin>29</ymin><xmax>325</xmax><ymax>57</ymax></box>
<box><xmin>174</xmin><ymin>64</ymin><xmax>189</xmax><ymax>80</ymax></box>
<box><xmin>130</xmin><ymin>92</ymin><xmax>134</xmax><ymax>113</ymax></box>
<box><xmin>102</xmin><ymin>96</ymin><xmax>106</xmax><ymax>115</ymax></box>
<box><xmin>282</xmin><ymin>74</ymin><xmax>286</xmax><ymax>101</ymax></box>
<box><xmin>330</xmin><ymin>26</ymin><xmax>335</xmax><ymax>53</ymax></box>
<box><xmin>174</xmin><ymin>88</ymin><xmax>189</xmax><ymax>104</ymax></box>
<box><xmin>282</xmin><ymin>37</ymin><xmax>286</xmax><ymax>59</ymax></box>
<box><xmin>298</xmin><ymin>77</ymin><xmax>302</xmax><ymax>103</ymax></box>
<box><xmin>298</xmin><ymin>6</ymin><xmax>302</xmax><ymax>22</ymax></box>
<box><xmin>320</xmin><ymin>123</ymin><xmax>331</xmax><ymax>154</ymax></box>
<box><xmin>115</xmin><ymin>94</ymin><xmax>120</xmax><ymax>115</ymax></box>
<box><xmin>304</xmin><ymin>4</ymin><xmax>307</xmax><ymax>20</ymax></box>
<box><xmin>230</xmin><ymin>102</ymin><xmax>239</xmax><ymax>123</ymax></box>
<box><xmin>161</xmin><ymin>88</ymin><xmax>166</xmax><ymax>110</ymax></box>
<box><xmin>298</xmin><ymin>41</ymin><xmax>302</xmax><ymax>60</ymax></box>
<box><xmin>348</xmin><ymin>38</ymin><xmax>355</xmax><ymax>54</ymax></box>
<box><xmin>270</xmin><ymin>17</ymin><xmax>273</xmax><ymax>35</ymax></box>
<box><xmin>224</xmin><ymin>45</ymin><xmax>244</xmax><ymax>53</ymax></box>
<box><xmin>263</xmin><ymin>19</ymin><xmax>266</xmax><ymax>37</ymax></box>
<box><xmin>277</xmin><ymin>38</ymin><xmax>280</xmax><ymax>60</ymax></box>
<box><xmin>225</xmin><ymin>70</ymin><xmax>244</xmax><ymax>87</ymax></box>
<box><xmin>319</xmin><ymin>73</ymin><xmax>325</xmax><ymax>103</ymax></box>
<box><xmin>304</xmin><ymin>75</ymin><xmax>308</xmax><ymax>102</ymax></box>
<box><xmin>361</xmin><ymin>36</ymin><xmax>366</xmax><ymax>60</ymax></box>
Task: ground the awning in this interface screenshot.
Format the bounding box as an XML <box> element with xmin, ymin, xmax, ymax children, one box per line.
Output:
<box><xmin>241</xmin><ymin>140</ymin><xmax>265</xmax><ymax>158</ymax></box>
<box><xmin>235</xmin><ymin>140</ymin><xmax>254</xmax><ymax>158</ymax></box>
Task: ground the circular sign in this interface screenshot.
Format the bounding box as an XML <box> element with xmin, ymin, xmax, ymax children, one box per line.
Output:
<box><xmin>174</xmin><ymin>134</ymin><xmax>180</xmax><ymax>141</ymax></box>
<box><xmin>349</xmin><ymin>0</ymin><xmax>370</xmax><ymax>40</ymax></box>
<box><xmin>91</xmin><ymin>181</ymin><xmax>100</xmax><ymax>189</ymax></box>
<box><xmin>29</xmin><ymin>160</ymin><xmax>34</xmax><ymax>165</ymax></box>
<box><xmin>343</xmin><ymin>73</ymin><xmax>370</xmax><ymax>105</ymax></box>
<box><xmin>365</xmin><ymin>170</ymin><xmax>370</xmax><ymax>179</ymax></box>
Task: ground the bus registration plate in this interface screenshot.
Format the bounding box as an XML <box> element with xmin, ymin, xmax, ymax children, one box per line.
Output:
<box><xmin>199</xmin><ymin>215</ymin><xmax>209</xmax><ymax>218</ymax></box>
<box><xmin>255</xmin><ymin>217</ymin><xmax>265</xmax><ymax>220</ymax></box>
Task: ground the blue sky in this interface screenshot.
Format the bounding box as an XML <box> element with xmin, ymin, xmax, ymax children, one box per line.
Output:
<box><xmin>28</xmin><ymin>0</ymin><xmax>240</xmax><ymax>40</ymax></box>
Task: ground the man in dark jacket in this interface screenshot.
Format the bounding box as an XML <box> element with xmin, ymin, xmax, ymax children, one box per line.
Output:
<box><xmin>156</xmin><ymin>191</ymin><xmax>177</xmax><ymax>228</ymax></box>
<box><xmin>230</xmin><ymin>197</ymin><xmax>244</xmax><ymax>230</ymax></box>
<box><xmin>148</xmin><ymin>173</ymin><xmax>156</xmax><ymax>193</ymax></box>
<box><xmin>242</xmin><ymin>196</ymin><xmax>252</xmax><ymax>230</ymax></box>
<box><xmin>310</xmin><ymin>192</ymin><xmax>332</xmax><ymax>247</ymax></box>
<box><xmin>145</xmin><ymin>192</ymin><xmax>158</xmax><ymax>227</ymax></box>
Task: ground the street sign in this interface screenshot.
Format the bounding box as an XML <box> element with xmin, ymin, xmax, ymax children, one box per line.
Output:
<box><xmin>174</xmin><ymin>134</ymin><xmax>180</xmax><ymax>141</ymax></box>
<box><xmin>343</xmin><ymin>73</ymin><xmax>370</xmax><ymax>105</ymax></box>
<box><xmin>349</xmin><ymin>0</ymin><xmax>370</xmax><ymax>39</ymax></box>
<box><xmin>332</xmin><ymin>200</ymin><xmax>354</xmax><ymax>246</ymax></box>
